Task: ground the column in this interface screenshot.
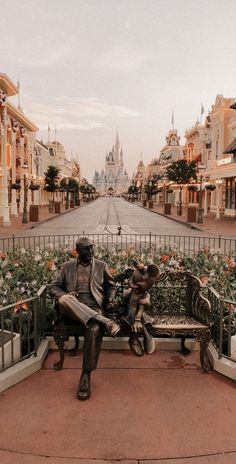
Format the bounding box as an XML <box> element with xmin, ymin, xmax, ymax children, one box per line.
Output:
<box><xmin>10</xmin><ymin>133</ymin><xmax>18</xmax><ymax>216</ymax></box>
<box><xmin>215</xmin><ymin>181</ymin><xmax>222</xmax><ymax>220</ymax></box>
<box><xmin>0</xmin><ymin>101</ymin><xmax>11</xmax><ymax>225</ymax></box>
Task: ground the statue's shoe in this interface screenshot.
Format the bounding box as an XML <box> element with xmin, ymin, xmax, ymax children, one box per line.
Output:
<box><xmin>143</xmin><ymin>334</ymin><xmax>155</xmax><ymax>354</ymax></box>
<box><xmin>129</xmin><ymin>334</ymin><xmax>144</xmax><ymax>357</ymax></box>
<box><xmin>77</xmin><ymin>372</ymin><xmax>90</xmax><ymax>400</ymax></box>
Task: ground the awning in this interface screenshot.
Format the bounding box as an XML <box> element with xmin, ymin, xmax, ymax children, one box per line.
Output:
<box><xmin>224</xmin><ymin>138</ymin><xmax>236</xmax><ymax>154</ymax></box>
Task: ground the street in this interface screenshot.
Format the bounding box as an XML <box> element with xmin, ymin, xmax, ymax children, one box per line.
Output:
<box><xmin>26</xmin><ymin>197</ymin><xmax>205</xmax><ymax>236</ymax></box>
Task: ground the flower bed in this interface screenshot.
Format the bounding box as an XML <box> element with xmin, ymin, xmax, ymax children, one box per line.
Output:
<box><xmin>0</xmin><ymin>244</ymin><xmax>235</xmax><ymax>332</ymax></box>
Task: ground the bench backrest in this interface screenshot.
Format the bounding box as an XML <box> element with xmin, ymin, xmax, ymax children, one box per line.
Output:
<box><xmin>148</xmin><ymin>270</ymin><xmax>209</xmax><ymax>322</ymax></box>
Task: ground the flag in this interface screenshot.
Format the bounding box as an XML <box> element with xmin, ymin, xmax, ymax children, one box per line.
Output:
<box><xmin>201</xmin><ymin>104</ymin><xmax>204</xmax><ymax>115</ymax></box>
<box><xmin>171</xmin><ymin>110</ymin><xmax>174</xmax><ymax>128</ymax></box>
<box><xmin>48</xmin><ymin>123</ymin><xmax>50</xmax><ymax>132</ymax></box>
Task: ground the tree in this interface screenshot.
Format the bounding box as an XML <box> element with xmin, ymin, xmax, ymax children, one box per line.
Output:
<box><xmin>44</xmin><ymin>166</ymin><xmax>60</xmax><ymax>203</ymax></box>
<box><xmin>128</xmin><ymin>184</ymin><xmax>139</xmax><ymax>199</ymax></box>
<box><xmin>60</xmin><ymin>177</ymin><xmax>80</xmax><ymax>208</ymax></box>
<box><xmin>166</xmin><ymin>160</ymin><xmax>197</xmax><ymax>215</ymax></box>
<box><xmin>144</xmin><ymin>179</ymin><xmax>158</xmax><ymax>201</ymax></box>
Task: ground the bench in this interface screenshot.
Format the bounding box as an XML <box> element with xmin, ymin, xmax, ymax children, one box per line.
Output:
<box><xmin>52</xmin><ymin>270</ymin><xmax>212</xmax><ymax>372</ymax></box>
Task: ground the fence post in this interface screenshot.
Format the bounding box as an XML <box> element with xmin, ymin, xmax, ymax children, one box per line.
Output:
<box><xmin>12</xmin><ymin>234</ymin><xmax>15</xmax><ymax>254</ymax></box>
<box><xmin>218</xmin><ymin>235</ymin><xmax>221</xmax><ymax>250</ymax></box>
<box><xmin>218</xmin><ymin>297</ymin><xmax>224</xmax><ymax>359</ymax></box>
<box><xmin>149</xmin><ymin>231</ymin><xmax>152</xmax><ymax>249</ymax></box>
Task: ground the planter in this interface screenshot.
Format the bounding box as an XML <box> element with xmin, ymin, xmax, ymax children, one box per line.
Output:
<box><xmin>148</xmin><ymin>200</ymin><xmax>153</xmax><ymax>209</ymax></box>
<box><xmin>29</xmin><ymin>184</ymin><xmax>40</xmax><ymax>191</ymax></box>
<box><xmin>10</xmin><ymin>183</ymin><xmax>21</xmax><ymax>190</ymax></box>
<box><xmin>205</xmin><ymin>185</ymin><xmax>216</xmax><ymax>191</ymax></box>
<box><xmin>188</xmin><ymin>186</ymin><xmax>198</xmax><ymax>192</ymax></box>
<box><xmin>142</xmin><ymin>199</ymin><xmax>147</xmax><ymax>207</ymax></box>
<box><xmin>0</xmin><ymin>331</ymin><xmax>21</xmax><ymax>369</ymax></box>
<box><xmin>187</xmin><ymin>206</ymin><xmax>197</xmax><ymax>222</ymax></box>
<box><xmin>163</xmin><ymin>203</ymin><xmax>171</xmax><ymax>214</ymax></box>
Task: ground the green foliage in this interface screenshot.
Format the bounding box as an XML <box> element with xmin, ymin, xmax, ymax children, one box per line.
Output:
<box><xmin>144</xmin><ymin>180</ymin><xmax>158</xmax><ymax>200</ymax></box>
<box><xmin>44</xmin><ymin>165</ymin><xmax>60</xmax><ymax>192</ymax></box>
<box><xmin>60</xmin><ymin>177</ymin><xmax>79</xmax><ymax>192</ymax></box>
<box><xmin>166</xmin><ymin>160</ymin><xmax>197</xmax><ymax>184</ymax></box>
<box><xmin>128</xmin><ymin>185</ymin><xmax>138</xmax><ymax>194</ymax></box>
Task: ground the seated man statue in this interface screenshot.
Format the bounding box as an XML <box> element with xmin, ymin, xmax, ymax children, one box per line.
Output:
<box><xmin>49</xmin><ymin>236</ymin><xmax>120</xmax><ymax>401</ymax></box>
<box><xmin>123</xmin><ymin>258</ymin><xmax>160</xmax><ymax>357</ymax></box>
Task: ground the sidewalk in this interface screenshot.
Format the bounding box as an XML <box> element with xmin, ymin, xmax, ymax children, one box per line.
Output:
<box><xmin>138</xmin><ymin>201</ymin><xmax>236</xmax><ymax>239</ymax></box>
<box><xmin>0</xmin><ymin>204</ymin><xmax>84</xmax><ymax>238</ymax></box>
<box><xmin>0</xmin><ymin>349</ymin><xmax>235</xmax><ymax>464</ymax></box>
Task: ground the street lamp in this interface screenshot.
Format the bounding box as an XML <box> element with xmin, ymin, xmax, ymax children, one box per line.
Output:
<box><xmin>65</xmin><ymin>177</ymin><xmax>69</xmax><ymax>210</ymax></box>
<box><xmin>215</xmin><ymin>179</ymin><xmax>223</xmax><ymax>220</ymax></box>
<box><xmin>22</xmin><ymin>162</ymin><xmax>28</xmax><ymax>224</ymax></box>
<box><xmin>197</xmin><ymin>166</ymin><xmax>205</xmax><ymax>224</ymax></box>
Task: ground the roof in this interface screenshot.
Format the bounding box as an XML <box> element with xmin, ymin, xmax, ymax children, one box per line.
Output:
<box><xmin>224</xmin><ymin>138</ymin><xmax>236</xmax><ymax>154</ymax></box>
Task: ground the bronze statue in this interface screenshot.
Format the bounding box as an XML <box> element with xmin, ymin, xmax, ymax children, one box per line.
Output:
<box><xmin>123</xmin><ymin>258</ymin><xmax>160</xmax><ymax>357</ymax></box>
<box><xmin>49</xmin><ymin>236</ymin><xmax>120</xmax><ymax>400</ymax></box>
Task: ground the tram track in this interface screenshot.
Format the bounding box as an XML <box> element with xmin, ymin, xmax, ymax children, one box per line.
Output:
<box><xmin>99</xmin><ymin>197</ymin><xmax>133</xmax><ymax>235</ymax></box>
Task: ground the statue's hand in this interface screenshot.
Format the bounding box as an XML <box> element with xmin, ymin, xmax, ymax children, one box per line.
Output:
<box><xmin>106</xmin><ymin>299</ymin><xmax>117</xmax><ymax>313</ymax></box>
<box><xmin>132</xmin><ymin>319</ymin><xmax>143</xmax><ymax>333</ymax></box>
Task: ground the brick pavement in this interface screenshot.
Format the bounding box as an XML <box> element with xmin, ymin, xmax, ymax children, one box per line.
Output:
<box><xmin>0</xmin><ymin>349</ymin><xmax>235</xmax><ymax>464</ymax></box>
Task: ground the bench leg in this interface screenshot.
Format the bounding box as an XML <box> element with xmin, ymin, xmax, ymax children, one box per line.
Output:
<box><xmin>199</xmin><ymin>330</ymin><xmax>212</xmax><ymax>372</ymax></box>
<box><xmin>180</xmin><ymin>336</ymin><xmax>191</xmax><ymax>355</ymax></box>
<box><xmin>54</xmin><ymin>337</ymin><xmax>66</xmax><ymax>371</ymax></box>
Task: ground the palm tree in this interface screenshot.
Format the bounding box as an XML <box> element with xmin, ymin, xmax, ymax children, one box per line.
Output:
<box><xmin>166</xmin><ymin>160</ymin><xmax>197</xmax><ymax>215</ymax></box>
<box><xmin>44</xmin><ymin>166</ymin><xmax>60</xmax><ymax>206</ymax></box>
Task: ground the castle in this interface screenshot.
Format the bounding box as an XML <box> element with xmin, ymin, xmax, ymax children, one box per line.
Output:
<box><xmin>93</xmin><ymin>132</ymin><xmax>130</xmax><ymax>194</ymax></box>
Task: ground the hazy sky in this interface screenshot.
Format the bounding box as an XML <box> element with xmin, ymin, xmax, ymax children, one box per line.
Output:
<box><xmin>1</xmin><ymin>0</ymin><xmax>236</xmax><ymax>181</ymax></box>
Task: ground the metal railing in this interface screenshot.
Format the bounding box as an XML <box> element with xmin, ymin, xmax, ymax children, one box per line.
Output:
<box><xmin>0</xmin><ymin>232</ymin><xmax>236</xmax><ymax>255</ymax></box>
<box><xmin>0</xmin><ymin>285</ymin><xmax>47</xmax><ymax>372</ymax></box>
<box><xmin>208</xmin><ymin>286</ymin><xmax>236</xmax><ymax>362</ymax></box>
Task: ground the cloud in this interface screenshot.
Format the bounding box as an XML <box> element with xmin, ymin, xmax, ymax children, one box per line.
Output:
<box><xmin>97</xmin><ymin>45</ymin><xmax>152</xmax><ymax>73</ymax></box>
<box><xmin>14</xmin><ymin>45</ymin><xmax>70</xmax><ymax>68</ymax></box>
<box><xmin>25</xmin><ymin>96</ymin><xmax>140</xmax><ymax>131</ymax></box>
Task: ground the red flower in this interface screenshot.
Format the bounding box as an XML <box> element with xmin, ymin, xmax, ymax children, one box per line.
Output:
<box><xmin>160</xmin><ymin>255</ymin><xmax>170</xmax><ymax>262</ymax></box>
<box><xmin>71</xmin><ymin>249</ymin><xmax>78</xmax><ymax>257</ymax></box>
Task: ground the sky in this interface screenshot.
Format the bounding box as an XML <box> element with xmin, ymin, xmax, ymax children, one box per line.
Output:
<box><xmin>1</xmin><ymin>0</ymin><xmax>236</xmax><ymax>181</ymax></box>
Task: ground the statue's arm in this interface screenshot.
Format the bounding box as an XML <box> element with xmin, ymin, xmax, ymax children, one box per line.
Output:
<box><xmin>48</xmin><ymin>264</ymin><xmax>68</xmax><ymax>301</ymax></box>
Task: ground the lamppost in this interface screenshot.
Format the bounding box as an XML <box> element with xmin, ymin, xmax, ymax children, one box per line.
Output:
<box><xmin>215</xmin><ymin>179</ymin><xmax>223</xmax><ymax>220</ymax></box>
<box><xmin>22</xmin><ymin>162</ymin><xmax>28</xmax><ymax>224</ymax></box>
<box><xmin>197</xmin><ymin>166</ymin><xmax>205</xmax><ymax>224</ymax></box>
<box><xmin>162</xmin><ymin>174</ymin><xmax>168</xmax><ymax>203</ymax></box>
<box><xmin>65</xmin><ymin>177</ymin><xmax>69</xmax><ymax>210</ymax></box>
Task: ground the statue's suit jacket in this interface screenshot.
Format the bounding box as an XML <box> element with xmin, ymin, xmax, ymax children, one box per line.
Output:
<box><xmin>49</xmin><ymin>258</ymin><xmax>116</xmax><ymax>309</ymax></box>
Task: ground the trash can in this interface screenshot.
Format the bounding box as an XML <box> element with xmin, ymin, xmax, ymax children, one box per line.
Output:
<box><xmin>54</xmin><ymin>202</ymin><xmax>61</xmax><ymax>213</ymax></box>
<box><xmin>70</xmin><ymin>199</ymin><xmax>75</xmax><ymax>208</ymax></box>
<box><xmin>142</xmin><ymin>199</ymin><xmax>147</xmax><ymax>207</ymax></box>
<box><xmin>148</xmin><ymin>200</ymin><xmax>153</xmax><ymax>209</ymax></box>
<box><xmin>163</xmin><ymin>203</ymin><xmax>171</xmax><ymax>214</ymax></box>
<box><xmin>29</xmin><ymin>205</ymin><xmax>39</xmax><ymax>222</ymax></box>
<box><xmin>187</xmin><ymin>206</ymin><xmax>197</xmax><ymax>222</ymax></box>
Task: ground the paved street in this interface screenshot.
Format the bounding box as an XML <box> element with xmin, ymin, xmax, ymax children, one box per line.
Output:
<box><xmin>24</xmin><ymin>197</ymin><xmax>206</xmax><ymax>236</ymax></box>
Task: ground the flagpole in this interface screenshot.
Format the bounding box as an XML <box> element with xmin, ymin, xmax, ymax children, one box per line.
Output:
<box><xmin>48</xmin><ymin>123</ymin><xmax>50</xmax><ymax>142</ymax></box>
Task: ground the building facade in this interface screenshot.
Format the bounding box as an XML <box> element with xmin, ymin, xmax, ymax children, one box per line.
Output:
<box><xmin>0</xmin><ymin>73</ymin><xmax>38</xmax><ymax>225</ymax></box>
<box><xmin>185</xmin><ymin>95</ymin><xmax>236</xmax><ymax>218</ymax></box>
